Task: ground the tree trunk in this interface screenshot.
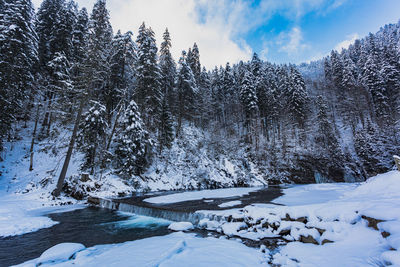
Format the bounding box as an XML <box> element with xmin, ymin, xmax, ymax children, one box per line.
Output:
<box><xmin>53</xmin><ymin>96</ymin><xmax>86</xmax><ymax>197</ymax></box>
<box><xmin>29</xmin><ymin>104</ymin><xmax>40</xmax><ymax>171</ymax></box>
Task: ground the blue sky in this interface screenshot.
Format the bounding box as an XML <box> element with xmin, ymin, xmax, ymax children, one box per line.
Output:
<box><xmin>32</xmin><ymin>0</ymin><xmax>400</xmax><ymax>68</ymax></box>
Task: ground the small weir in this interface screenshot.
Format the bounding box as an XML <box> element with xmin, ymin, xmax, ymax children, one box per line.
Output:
<box><xmin>90</xmin><ymin>186</ymin><xmax>283</xmax><ymax>225</ymax></box>
<box><xmin>97</xmin><ymin>198</ymin><xmax>208</xmax><ymax>224</ymax></box>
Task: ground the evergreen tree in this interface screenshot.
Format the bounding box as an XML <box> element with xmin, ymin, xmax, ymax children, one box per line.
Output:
<box><xmin>187</xmin><ymin>42</ymin><xmax>201</xmax><ymax>83</ymax></box>
<box><xmin>362</xmin><ymin>55</ymin><xmax>391</xmax><ymax>123</ymax></box>
<box><xmin>354</xmin><ymin>120</ymin><xmax>381</xmax><ymax>176</ymax></box>
<box><xmin>158</xmin><ymin>98</ymin><xmax>174</xmax><ymax>153</ymax></box>
<box><xmin>287</xmin><ymin>66</ymin><xmax>309</xmax><ymax>127</ymax></box>
<box><xmin>84</xmin><ymin>0</ymin><xmax>113</xmax><ymax>109</ymax></box>
<box><xmin>47</xmin><ymin>52</ymin><xmax>73</xmax><ymax>123</ymax></box>
<box><xmin>135</xmin><ymin>22</ymin><xmax>162</xmax><ymax>129</ymax></box>
<box><xmin>71</xmin><ymin>7</ymin><xmax>89</xmax><ymax>65</ymax></box>
<box><xmin>240</xmin><ymin>70</ymin><xmax>258</xmax><ymax>124</ymax></box>
<box><xmin>159</xmin><ymin>28</ymin><xmax>176</xmax><ymax>114</ymax></box>
<box><xmin>315</xmin><ymin>95</ymin><xmax>343</xmax><ymax>161</ymax></box>
<box><xmin>176</xmin><ymin>50</ymin><xmax>197</xmax><ymax>136</ymax></box>
<box><xmin>78</xmin><ymin>100</ymin><xmax>108</xmax><ymax>174</ymax></box>
<box><xmin>0</xmin><ymin>0</ymin><xmax>38</xmax><ymax>149</ymax></box>
<box><xmin>109</xmin><ymin>30</ymin><xmax>137</xmax><ymax>107</ymax></box>
<box><xmin>115</xmin><ymin>100</ymin><xmax>152</xmax><ymax>178</ymax></box>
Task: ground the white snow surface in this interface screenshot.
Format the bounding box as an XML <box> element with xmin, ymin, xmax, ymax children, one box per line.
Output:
<box><xmin>275</xmin><ymin>182</ymin><xmax>359</xmax><ymax>206</ymax></box>
<box><xmin>168</xmin><ymin>221</ymin><xmax>194</xmax><ymax>231</ymax></box>
<box><xmin>17</xmin><ymin>232</ymin><xmax>267</xmax><ymax>267</ymax></box>
<box><xmin>144</xmin><ymin>187</ymin><xmax>260</xmax><ymax>204</ymax></box>
<box><xmin>197</xmin><ymin>171</ymin><xmax>400</xmax><ymax>266</ymax></box>
<box><xmin>36</xmin><ymin>243</ymin><xmax>85</xmax><ymax>265</ymax></box>
<box><xmin>218</xmin><ymin>200</ymin><xmax>242</xmax><ymax>208</ymax></box>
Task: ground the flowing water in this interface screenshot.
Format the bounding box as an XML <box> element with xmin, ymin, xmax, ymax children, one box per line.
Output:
<box><xmin>0</xmin><ymin>207</ymin><xmax>171</xmax><ymax>266</ymax></box>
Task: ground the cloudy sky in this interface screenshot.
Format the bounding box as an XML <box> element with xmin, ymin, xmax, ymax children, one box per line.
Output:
<box><xmin>32</xmin><ymin>0</ymin><xmax>400</xmax><ymax>69</ymax></box>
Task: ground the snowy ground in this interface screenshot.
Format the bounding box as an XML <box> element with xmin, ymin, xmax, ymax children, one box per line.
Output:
<box><xmin>144</xmin><ymin>187</ymin><xmax>260</xmax><ymax>204</ymax></box>
<box><xmin>196</xmin><ymin>170</ymin><xmax>400</xmax><ymax>266</ymax></box>
<box><xmin>17</xmin><ymin>232</ymin><xmax>267</xmax><ymax>267</ymax></box>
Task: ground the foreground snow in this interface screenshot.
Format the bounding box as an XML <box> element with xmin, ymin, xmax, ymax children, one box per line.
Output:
<box><xmin>196</xmin><ymin>170</ymin><xmax>400</xmax><ymax>266</ymax></box>
<box><xmin>18</xmin><ymin>232</ymin><xmax>267</xmax><ymax>267</ymax></box>
<box><xmin>144</xmin><ymin>187</ymin><xmax>260</xmax><ymax>204</ymax></box>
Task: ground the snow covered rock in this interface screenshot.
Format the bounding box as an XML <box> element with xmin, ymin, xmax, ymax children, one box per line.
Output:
<box><xmin>168</xmin><ymin>222</ymin><xmax>194</xmax><ymax>231</ymax></box>
<box><xmin>35</xmin><ymin>243</ymin><xmax>85</xmax><ymax>265</ymax></box>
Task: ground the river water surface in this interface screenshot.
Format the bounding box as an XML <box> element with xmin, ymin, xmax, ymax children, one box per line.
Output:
<box><xmin>0</xmin><ymin>207</ymin><xmax>171</xmax><ymax>266</ymax></box>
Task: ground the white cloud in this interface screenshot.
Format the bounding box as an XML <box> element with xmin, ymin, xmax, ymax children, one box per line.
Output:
<box><xmin>278</xmin><ymin>27</ymin><xmax>309</xmax><ymax>55</ymax></box>
<box><xmin>32</xmin><ymin>0</ymin><xmax>252</xmax><ymax>69</ymax></box>
<box><xmin>31</xmin><ymin>0</ymin><xmax>350</xmax><ymax>67</ymax></box>
<box><xmin>334</xmin><ymin>33</ymin><xmax>359</xmax><ymax>52</ymax></box>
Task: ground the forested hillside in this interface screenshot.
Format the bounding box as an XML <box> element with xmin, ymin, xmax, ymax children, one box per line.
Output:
<box><xmin>1</xmin><ymin>0</ymin><xmax>399</xmax><ymax>194</ymax></box>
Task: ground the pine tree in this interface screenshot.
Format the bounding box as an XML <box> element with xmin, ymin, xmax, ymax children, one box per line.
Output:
<box><xmin>176</xmin><ymin>50</ymin><xmax>197</xmax><ymax>136</ymax></box>
<box><xmin>341</xmin><ymin>53</ymin><xmax>357</xmax><ymax>89</ymax></box>
<box><xmin>362</xmin><ymin>55</ymin><xmax>391</xmax><ymax>123</ymax></box>
<box><xmin>109</xmin><ymin>30</ymin><xmax>137</xmax><ymax>107</ymax></box>
<box><xmin>158</xmin><ymin>98</ymin><xmax>174</xmax><ymax>153</ymax></box>
<box><xmin>78</xmin><ymin>100</ymin><xmax>108</xmax><ymax>174</ymax></box>
<box><xmin>114</xmin><ymin>100</ymin><xmax>152</xmax><ymax>178</ymax></box>
<box><xmin>315</xmin><ymin>95</ymin><xmax>343</xmax><ymax>161</ymax></box>
<box><xmin>47</xmin><ymin>52</ymin><xmax>73</xmax><ymax>124</ymax></box>
<box><xmin>240</xmin><ymin>70</ymin><xmax>259</xmax><ymax>146</ymax></box>
<box><xmin>240</xmin><ymin>70</ymin><xmax>258</xmax><ymax>125</ymax></box>
<box><xmin>71</xmin><ymin>7</ymin><xmax>89</xmax><ymax>65</ymax></box>
<box><xmin>0</xmin><ymin>0</ymin><xmax>38</xmax><ymax>149</ymax></box>
<box><xmin>159</xmin><ymin>28</ymin><xmax>176</xmax><ymax>114</ymax></box>
<box><xmin>135</xmin><ymin>22</ymin><xmax>162</xmax><ymax>129</ymax></box>
<box><xmin>354</xmin><ymin>120</ymin><xmax>381</xmax><ymax>176</ymax></box>
<box><xmin>84</xmin><ymin>0</ymin><xmax>113</xmax><ymax>112</ymax></box>
<box><xmin>187</xmin><ymin>42</ymin><xmax>201</xmax><ymax>83</ymax></box>
<box><xmin>197</xmin><ymin>67</ymin><xmax>212</xmax><ymax>128</ymax></box>
<box><xmin>330</xmin><ymin>50</ymin><xmax>343</xmax><ymax>90</ymax></box>
<box><xmin>287</xmin><ymin>66</ymin><xmax>309</xmax><ymax>128</ymax></box>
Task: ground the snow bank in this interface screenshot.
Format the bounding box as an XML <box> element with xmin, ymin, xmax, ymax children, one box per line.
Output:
<box><xmin>36</xmin><ymin>243</ymin><xmax>85</xmax><ymax>265</ymax></box>
<box><xmin>275</xmin><ymin>182</ymin><xmax>359</xmax><ymax>206</ymax></box>
<box><xmin>144</xmin><ymin>187</ymin><xmax>260</xmax><ymax>204</ymax></box>
<box><xmin>18</xmin><ymin>232</ymin><xmax>267</xmax><ymax>266</ymax></box>
<box><xmin>168</xmin><ymin>222</ymin><xmax>194</xmax><ymax>231</ymax></box>
<box><xmin>196</xmin><ymin>171</ymin><xmax>400</xmax><ymax>266</ymax></box>
<box><xmin>218</xmin><ymin>200</ymin><xmax>242</xmax><ymax>208</ymax></box>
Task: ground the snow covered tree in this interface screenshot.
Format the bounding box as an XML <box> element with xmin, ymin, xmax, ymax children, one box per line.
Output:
<box><xmin>158</xmin><ymin>98</ymin><xmax>174</xmax><ymax>153</ymax></box>
<box><xmin>341</xmin><ymin>53</ymin><xmax>358</xmax><ymax>89</ymax></box>
<box><xmin>109</xmin><ymin>30</ymin><xmax>137</xmax><ymax>109</ymax></box>
<box><xmin>83</xmin><ymin>0</ymin><xmax>113</xmax><ymax>114</ymax></box>
<box><xmin>315</xmin><ymin>95</ymin><xmax>343</xmax><ymax>161</ymax></box>
<box><xmin>71</xmin><ymin>7</ymin><xmax>88</xmax><ymax>65</ymax></box>
<box><xmin>135</xmin><ymin>22</ymin><xmax>162</xmax><ymax>129</ymax></box>
<box><xmin>0</xmin><ymin>0</ymin><xmax>38</xmax><ymax>149</ymax></box>
<box><xmin>362</xmin><ymin>55</ymin><xmax>391</xmax><ymax>124</ymax></box>
<box><xmin>176</xmin><ymin>50</ymin><xmax>197</xmax><ymax>136</ymax></box>
<box><xmin>47</xmin><ymin>52</ymin><xmax>73</xmax><ymax>125</ymax></box>
<box><xmin>114</xmin><ymin>100</ymin><xmax>152</xmax><ymax>178</ymax></box>
<box><xmin>159</xmin><ymin>28</ymin><xmax>176</xmax><ymax>114</ymax></box>
<box><xmin>197</xmin><ymin>67</ymin><xmax>213</xmax><ymax>128</ymax></box>
<box><xmin>287</xmin><ymin>66</ymin><xmax>309</xmax><ymax>128</ymax></box>
<box><xmin>187</xmin><ymin>42</ymin><xmax>201</xmax><ymax>83</ymax></box>
<box><xmin>78</xmin><ymin>100</ymin><xmax>108</xmax><ymax>174</ymax></box>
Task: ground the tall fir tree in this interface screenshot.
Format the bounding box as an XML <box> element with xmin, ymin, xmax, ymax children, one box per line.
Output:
<box><xmin>0</xmin><ymin>0</ymin><xmax>38</xmax><ymax>150</ymax></box>
<box><xmin>176</xmin><ymin>50</ymin><xmax>197</xmax><ymax>136</ymax></box>
<box><xmin>159</xmin><ymin>28</ymin><xmax>176</xmax><ymax>114</ymax></box>
<box><xmin>135</xmin><ymin>22</ymin><xmax>162</xmax><ymax>130</ymax></box>
<box><xmin>84</xmin><ymin>0</ymin><xmax>113</xmax><ymax>107</ymax></box>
